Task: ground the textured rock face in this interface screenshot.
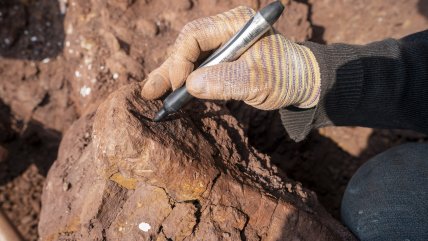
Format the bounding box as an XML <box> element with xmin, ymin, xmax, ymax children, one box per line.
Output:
<box><xmin>39</xmin><ymin>83</ymin><xmax>354</xmax><ymax>240</ymax></box>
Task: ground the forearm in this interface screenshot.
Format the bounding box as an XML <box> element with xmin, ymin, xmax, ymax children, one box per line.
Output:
<box><xmin>281</xmin><ymin>30</ymin><xmax>428</xmax><ymax>141</ymax></box>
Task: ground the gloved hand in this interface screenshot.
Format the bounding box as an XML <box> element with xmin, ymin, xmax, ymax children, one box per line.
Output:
<box><xmin>141</xmin><ymin>6</ymin><xmax>321</xmax><ymax>110</ymax></box>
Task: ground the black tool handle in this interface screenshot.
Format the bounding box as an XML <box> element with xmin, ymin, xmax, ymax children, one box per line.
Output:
<box><xmin>163</xmin><ymin>87</ymin><xmax>193</xmax><ymax>113</ymax></box>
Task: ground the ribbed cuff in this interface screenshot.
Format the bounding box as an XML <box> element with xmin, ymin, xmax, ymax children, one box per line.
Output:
<box><xmin>279</xmin><ymin>42</ymin><xmax>365</xmax><ymax>142</ymax></box>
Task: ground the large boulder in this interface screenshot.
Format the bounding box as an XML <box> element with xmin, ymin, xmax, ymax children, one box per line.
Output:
<box><xmin>39</xmin><ymin>83</ymin><xmax>354</xmax><ymax>240</ymax></box>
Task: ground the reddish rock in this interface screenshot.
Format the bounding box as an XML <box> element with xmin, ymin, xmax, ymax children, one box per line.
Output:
<box><xmin>135</xmin><ymin>19</ymin><xmax>159</xmax><ymax>37</ymax></box>
<box><xmin>173</xmin><ymin>0</ymin><xmax>193</xmax><ymax>11</ymax></box>
<box><xmin>162</xmin><ymin>203</ymin><xmax>197</xmax><ymax>241</ymax></box>
<box><xmin>39</xmin><ymin>83</ymin><xmax>355</xmax><ymax>240</ymax></box>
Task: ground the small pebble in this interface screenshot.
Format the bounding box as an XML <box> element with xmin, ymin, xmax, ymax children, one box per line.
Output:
<box><xmin>174</xmin><ymin>0</ymin><xmax>193</xmax><ymax>11</ymax></box>
<box><xmin>295</xmin><ymin>183</ymin><xmax>307</xmax><ymax>199</ymax></box>
<box><xmin>80</xmin><ymin>85</ymin><xmax>91</xmax><ymax>97</ymax></box>
<box><xmin>285</xmin><ymin>183</ymin><xmax>292</xmax><ymax>193</ymax></box>
<box><xmin>30</xmin><ymin>36</ymin><xmax>38</xmax><ymax>42</ymax></box>
<box><xmin>45</xmin><ymin>181</ymin><xmax>52</xmax><ymax>190</ymax></box>
<box><xmin>136</xmin><ymin>19</ymin><xmax>159</xmax><ymax>37</ymax></box>
<box><xmin>84</xmin><ymin>57</ymin><xmax>92</xmax><ymax>65</ymax></box>
<box><xmin>42</xmin><ymin>58</ymin><xmax>50</xmax><ymax>64</ymax></box>
<box><xmin>66</xmin><ymin>24</ymin><xmax>73</xmax><ymax>35</ymax></box>
<box><xmin>113</xmin><ymin>73</ymin><xmax>119</xmax><ymax>79</ymax></box>
<box><xmin>62</xmin><ymin>182</ymin><xmax>71</xmax><ymax>191</ymax></box>
<box><xmin>138</xmin><ymin>222</ymin><xmax>151</xmax><ymax>232</ymax></box>
<box><xmin>75</xmin><ymin>71</ymin><xmax>81</xmax><ymax>78</ymax></box>
<box><xmin>59</xmin><ymin>0</ymin><xmax>67</xmax><ymax>14</ymax></box>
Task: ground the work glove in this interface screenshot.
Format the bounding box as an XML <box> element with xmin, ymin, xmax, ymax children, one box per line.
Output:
<box><xmin>141</xmin><ymin>6</ymin><xmax>321</xmax><ymax>110</ymax></box>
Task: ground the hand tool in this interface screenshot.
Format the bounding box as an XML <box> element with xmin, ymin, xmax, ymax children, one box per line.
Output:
<box><xmin>153</xmin><ymin>1</ymin><xmax>285</xmax><ymax>122</ymax></box>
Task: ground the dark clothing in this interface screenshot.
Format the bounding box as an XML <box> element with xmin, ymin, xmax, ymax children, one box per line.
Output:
<box><xmin>280</xmin><ymin>30</ymin><xmax>428</xmax><ymax>142</ymax></box>
<box><xmin>341</xmin><ymin>143</ymin><xmax>428</xmax><ymax>241</ymax></box>
<box><xmin>277</xmin><ymin>31</ymin><xmax>428</xmax><ymax>240</ymax></box>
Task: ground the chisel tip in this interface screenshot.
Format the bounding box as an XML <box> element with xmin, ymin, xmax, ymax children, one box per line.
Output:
<box><xmin>153</xmin><ymin>108</ymin><xmax>168</xmax><ymax>122</ymax></box>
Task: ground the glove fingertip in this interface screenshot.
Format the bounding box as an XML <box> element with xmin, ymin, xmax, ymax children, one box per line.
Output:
<box><xmin>141</xmin><ymin>74</ymin><xmax>170</xmax><ymax>100</ymax></box>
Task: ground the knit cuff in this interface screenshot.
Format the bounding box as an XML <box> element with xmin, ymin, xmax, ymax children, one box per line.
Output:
<box><xmin>279</xmin><ymin>42</ymin><xmax>364</xmax><ymax>142</ymax></box>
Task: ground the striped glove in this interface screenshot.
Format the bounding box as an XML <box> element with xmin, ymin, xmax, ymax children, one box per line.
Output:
<box><xmin>141</xmin><ymin>6</ymin><xmax>321</xmax><ymax>110</ymax></box>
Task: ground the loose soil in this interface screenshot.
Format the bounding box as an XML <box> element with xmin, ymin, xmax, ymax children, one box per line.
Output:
<box><xmin>0</xmin><ymin>0</ymin><xmax>427</xmax><ymax>239</ymax></box>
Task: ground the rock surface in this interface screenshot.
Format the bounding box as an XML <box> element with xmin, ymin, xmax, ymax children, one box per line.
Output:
<box><xmin>39</xmin><ymin>83</ymin><xmax>354</xmax><ymax>240</ymax></box>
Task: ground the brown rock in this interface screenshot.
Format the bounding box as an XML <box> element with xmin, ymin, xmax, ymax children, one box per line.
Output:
<box><xmin>136</xmin><ymin>19</ymin><xmax>159</xmax><ymax>37</ymax></box>
<box><xmin>105</xmin><ymin>51</ymin><xmax>145</xmax><ymax>80</ymax></box>
<box><xmin>162</xmin><ymin>203</ymin><xmax>197</xmax><ymax>241</ymax></box>
<box><xmin>173</xmin><ymin>0</ymin><xmax>193</xmax><ymax>11</ymax></box>
<box><xmin>39</xmin><ymin>83</ymin><xmax>355</xmax><ymax>240</ymax></box>
<box><xmin>107</xmin><ymin>183</ymin><xmax>173</xmax><ymax>240</ymax></box>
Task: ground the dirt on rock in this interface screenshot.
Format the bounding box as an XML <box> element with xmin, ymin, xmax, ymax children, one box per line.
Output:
<box><xmin>0</xmin><ymin>0</ymin><xmax>427</xmax><ymax>240</ymax></box>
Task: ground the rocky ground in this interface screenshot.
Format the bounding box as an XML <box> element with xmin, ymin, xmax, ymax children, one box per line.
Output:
<box><xmin>0</xmin><ymin>0</ymin><xmax>427</xmax><ymax>240</ymax></box>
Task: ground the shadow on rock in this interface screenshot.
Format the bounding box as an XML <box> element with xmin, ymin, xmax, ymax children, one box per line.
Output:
<box><xmin>227</xmin><ymin>102</ymin><xmax>358</xmax><ymax>218</ymax></box>
<box><xmin>0</xmin><ymin>99</ymin><xmax>61</xmax><ymax>185</ymax></box>
<box><xmin>294</xmin><ymin>0</ymin><xmax>327</xmax><ymax>44</ymax></box>
<box><xmin>0</xmin><ymin>0</ymin><xmax>65</xmax><ymax>184</ymax></box>
<box><xmin>227</xmin><ymin>92</ymin><xmax>428</xmax><ymax>221</ymax></box>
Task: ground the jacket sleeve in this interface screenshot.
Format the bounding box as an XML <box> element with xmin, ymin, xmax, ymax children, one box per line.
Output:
<box><xmin>279</xmin><ymin>30</ymin><xmax>428</xmax><ymax>142</ymax></box>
